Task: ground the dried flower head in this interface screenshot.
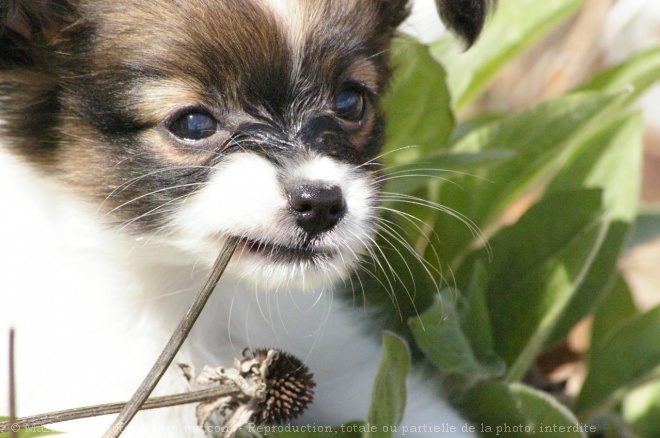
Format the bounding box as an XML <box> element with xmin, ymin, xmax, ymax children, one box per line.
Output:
<box><xmin>190</xmin><ymin>348</ymin><xmax>316</xmax><ymax>437</ymax></box>
<box><xmin>251</xmin><ymin>349</ymin><xmax>316</xmax><ymax>425</ymax></box>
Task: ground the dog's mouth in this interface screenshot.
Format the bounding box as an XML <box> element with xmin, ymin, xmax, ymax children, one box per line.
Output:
<box><xmin>237</xmin><ymin>237</ymin><xmax>337</xmax><ymax>264</ymax></box>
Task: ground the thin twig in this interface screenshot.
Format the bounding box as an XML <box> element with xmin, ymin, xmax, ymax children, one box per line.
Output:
<box><xmin>8</xmin><ymin>328</ymin><xmax>16</xmax><ymax>438</ymax></box>
<box><xmin>0</xmin><ymin>385</ymin><xmax>240</xmax><ymax>433</ymax></box>
<box><xmin>102</xmin><ymin>236</ymin><xmax>240</xmax><ymax>438</ymax></box>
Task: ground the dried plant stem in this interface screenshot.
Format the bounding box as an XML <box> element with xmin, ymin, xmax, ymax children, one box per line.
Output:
<box><xmin>102</xmin><ymin>236</ymin><xmax>240</xmax><ymax>438</ymax></box>
<box><xmin>8</xmin><ymin>329</ymin><xmax>16</xmax><ymax>438</ymax></box>
<box><xmin>0</xmin><ymin>385</ymin><xmax>240</xmax><ymax>433</ymax></box>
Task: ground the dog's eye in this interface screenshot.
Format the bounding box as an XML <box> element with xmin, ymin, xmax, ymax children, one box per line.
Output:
<box><xmin>335</xmin><ymin>88</ymin><xmax>366</xmax><ymax>122</ymax></box>
<box><xmin>169</xmin><ymin>112</ymin><xmax>220</xmax><ymax>141</ymax></box>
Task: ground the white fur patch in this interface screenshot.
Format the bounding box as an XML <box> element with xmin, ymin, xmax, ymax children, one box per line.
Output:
<box><xmin>171</xmin><ymin>153</ymin><xmax>286</xmax><ymax>240</ymax></box>
<box><xmin>261</xmin><ymin>0</ymin><xmax>292</xmax><ymax>17</ymax></box>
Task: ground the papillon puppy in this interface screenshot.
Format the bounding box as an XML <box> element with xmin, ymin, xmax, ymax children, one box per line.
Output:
<box><xmin>0</xmin><ymin>0</ymin><xmax>490</xmax><ymax>436</ymax></box>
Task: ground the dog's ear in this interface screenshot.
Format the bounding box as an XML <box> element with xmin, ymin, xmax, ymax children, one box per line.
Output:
<box><xmin>377</xmin><ymin>0</ymin><xmax>412</xmax><ymax>30</ymax></box>
<box><xmin>435</xmin><ymin>0</ymin><xmax>495</xmax><ymax>46</ymax></box>
<box><xmin>1</xmin><ymin>0</ymin><xmax>78</xmax><ymax>42</ymax></box>
<box><xmin>379</xmin><ymin>0</ymin><xmax>494</xmax><ymax>46</ymax></box>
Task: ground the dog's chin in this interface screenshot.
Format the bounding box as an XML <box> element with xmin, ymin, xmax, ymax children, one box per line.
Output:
<box><xmin>237</xmin><ymin>236</ymin><xmax>338</xmax><ymax>265</ymax></box>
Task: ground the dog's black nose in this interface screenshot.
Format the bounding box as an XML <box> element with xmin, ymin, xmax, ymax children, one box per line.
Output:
<box><xmin>289</xmin><ymin>183</ymin><xmax>346</xmax><ymax>235</ymax></box>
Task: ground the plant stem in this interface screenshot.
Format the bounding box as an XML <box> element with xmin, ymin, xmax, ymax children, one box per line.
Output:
<box><xmin>8</xmin><ymin>328</ymin><xmax>16</xmax><ymax>438</ymax></box>
<box><xmin>102</xmin><ymin>236</ymin><xmax>239</xmax><ymax>438</ymax></box>
<box><xmin>0</xmin><ymin>385</ymin><xmax>240</xmax><ymax>433</ymax></box>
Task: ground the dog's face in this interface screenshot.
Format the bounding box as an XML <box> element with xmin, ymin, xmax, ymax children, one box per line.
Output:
<box><xmin>0</xmin><ymin>0</ymin><xmax>488</xmax><ymax>289</ymax></box>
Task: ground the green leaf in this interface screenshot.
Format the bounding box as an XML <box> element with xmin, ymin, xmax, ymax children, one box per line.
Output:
<box><xmin>543</xmin><ymin>112</ymin><xmax>643</xmax><ymax>344</ymax></box>
<box><xmin>590</xmin><ymin>274</ymin><xmax>638</xmax><ymax>349</ymax></box>
<box><xmin>0</xmin><ymin>419</ymin><xmax>61</xmax><ymax>438</ymax></box>
<box><xmin>456</xmin><ymin>190</ymin><xmax>608</xmax><ymax>381</ymax></box>
<box><xmin>623</xmin><ymin>380</ymin><xmax>660</xmax><ymax>438</ymax></box>
<box><xmin>431</xmin><ymin>0</ymin><xmax>586</xmax><ymax>110</ymax></box>
<box><xmin>365</xmin><ymin>332</ymin><xmax>410</xmax><ymax>438</ymax></box>
<box><xmin>626</xmin><ymin>211</ymin><xmax>660</xmax><ymax>249</ymax></box>
<box><xmin>546</xmin><ymin>221</ymin><xmax>630</xmax><ymax>348</ymax></box>
<box><xmin>461</xmin><ymin>382</ymin><xmax>587</xmax><ymax>437</ymax></box>
<box><xmin>593</xmin><ymin>414</ymin><xmax>638</xmax><ymax>438</ymax></box>
<box><xmin>383</xmin><ymin>37</ymin><xmax>454</xmax><ymax>159</ymax></box>
<box><xmin>383</xmin><ymin>150</ymin><xmax>514</xmax><ymax>197</ymax></box>
<box><xmin>429</xmin><ymin>91</ymin><xmax>625</xmax><ymax>268</ymax></box>
<box><xmin>508</xmin><ymin>384</ymin><xmax>586</xmax><ymax>437</ymax></box>
<box><xmin>453</xmin><ymin>91</ymin><xmax>626</xmax><ymax>228</ymax></box>
<box><xmin>576</xmin><ymin>47</ymin><xmax>660</xmax><ymax>107</ymax></box>
<box><xmin>576</xmin><ymin>304</ymin><xmax>660</xmax><ymax>419</ymax></box>
<box><xmin>462</xmin><ymin>381</ymin><xmax>527</xmax><ymax>434</ymax></box>
<box><xmin>461</xmin><ymin>261</ymin><xmax>497</xmax><ymax>358</ymax></box>
<box><xmin>450</xmin><ymin>114</ymin><xmax>506</xmax><ymax>144</ymax></box>
<box><xmin>409</xmin><ymin>293</ymin><xmax>505</xmax><ymax>379</ymax></box>
<box><xmin>546</xmin><ymin>112</ymin><xmax>643</xmax><ymax>222</ymax></box>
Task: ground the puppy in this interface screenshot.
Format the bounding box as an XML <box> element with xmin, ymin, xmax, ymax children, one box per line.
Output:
<box><xmin>0</xmin><ymin>0</ymin><xmax>489</xmax><ymax>436</ymax></box>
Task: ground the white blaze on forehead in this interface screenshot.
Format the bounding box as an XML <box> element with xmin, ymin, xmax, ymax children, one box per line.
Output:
<box><xmin>262</xmin><ymin>0</ymin><xmax>295</xmax><ymax>18</ymax></box>
<box><xmin>259</xmin><ymin>0</ymin><xmax>305</xmax><ymax>54</ymax></box>
<box><xmin>257</xmin><ymin>0</ymin><xmax>380</xmax><ymax>91</ymax></box>
<box><xmin>258</xmin><ymin>0</ymin><xmax>338</xmax><ymax>83</ymax></box>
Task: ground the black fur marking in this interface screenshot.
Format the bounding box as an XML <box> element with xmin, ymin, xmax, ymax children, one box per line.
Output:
<box><xmin>436</xmin><ymin>0</ymin><xmax>494</xmax><ymax>46</ymax></box>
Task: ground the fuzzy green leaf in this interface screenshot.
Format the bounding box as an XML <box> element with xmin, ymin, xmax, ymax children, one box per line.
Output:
<box><xmin>410</xmin><ymin>294</ymin><xmax>505</xmax><ymax>379</ymax></box>
<box><xmin>461</xmin><ymin>381</ymin><xmax>528</xmax><ymax>434</ymax></box>
<box><xmin>508</xmin><ymin>384</ymin><xmax>586</xmax><ymax>437</ymax></box>
<box><xmin>365</xmin><ymin>332</ymin><xmax>410</xmax><ymax>438</ymax></box>
<box><xmin>383</xmin><ymin>37</ymin><xmax>454</xmax><ymax>159</ymax></box>
<box><xmin>461</xmin><ymin>382</ymin><xmax>586</xmax><ymax>437</ymax></box>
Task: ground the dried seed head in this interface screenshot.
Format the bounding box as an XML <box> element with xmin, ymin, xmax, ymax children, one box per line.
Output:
<box><xmin>251</xmin><ymin>349</ymin><xmax>316</xmax><ymax>425</ymax></box>
<box><xmin>191</xmin><ymin>348</ymin><xmax>316</xmax><ymax>437</ymax></box>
